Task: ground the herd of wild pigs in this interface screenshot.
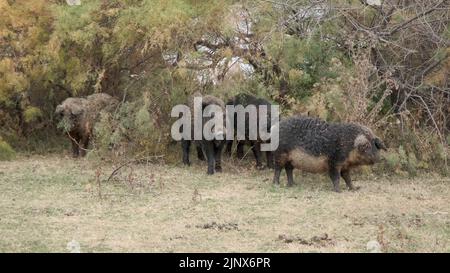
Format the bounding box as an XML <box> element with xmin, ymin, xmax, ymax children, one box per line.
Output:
<box><xmin>56</xmin><ymin>92</ymin><xmax>386</xmax><ymax>192</ymax></box>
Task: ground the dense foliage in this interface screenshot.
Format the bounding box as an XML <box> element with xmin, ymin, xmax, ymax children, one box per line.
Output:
<box><xmin>0</xmin><ymin>0</ymin><xmax>449</xmax><ymax>174</ymax></box>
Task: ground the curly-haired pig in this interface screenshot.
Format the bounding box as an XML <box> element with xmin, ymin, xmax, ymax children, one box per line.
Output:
<box><xmin>55</xmin><ymin>93</ymin><xmax>118</xmax><ymax>157</ymax></box>
<box><xmin>272</xmin><ymin>116</ymin><xmax>386</xmax><ymax>192</ymax></box>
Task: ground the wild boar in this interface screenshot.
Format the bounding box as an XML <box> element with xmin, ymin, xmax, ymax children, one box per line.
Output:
<box><xmin>55</xmin><ymin>93</ymin><xmax>118</xmax><ymax>157</ymax></box>
<box><xmin>181</xmin><ymin>93</ymin><xmax>228</xmax><ymax>175</ymax></box>
<box><xmin>225</xmin><ymin>93</ymin><xmax>274</xmax><ymax>169</ymax></box>
<box><xmin>272</xmin><ymin>116</ymin><xmax>386</xmax><ymax>192</ymax></box>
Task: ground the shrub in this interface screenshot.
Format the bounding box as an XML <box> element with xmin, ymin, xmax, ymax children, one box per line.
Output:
<box><xmin>23</xmin><ymin>107</ymin><xmax>43</xmax><ymax>124</ymax></box>
<box><xmin>0</xmin><ymin>137</ymin><xmax>16</xmax><ymax>161</ymax></box>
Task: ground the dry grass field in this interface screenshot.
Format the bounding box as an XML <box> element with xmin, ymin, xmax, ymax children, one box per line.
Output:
<box><xmin>0</xmin><ymin>155</ymin><xmax>449</xmax><ymax>252</ymax></box>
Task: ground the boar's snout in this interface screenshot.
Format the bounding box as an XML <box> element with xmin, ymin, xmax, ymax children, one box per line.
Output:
<box><xmin>371</xmin><ymin>151</ymin><xmax>382</xmax><ymax>163</ymax></box>
<box><xmin>368</xmin><ymin>138</ymin><xmax>387</xmax><ymax>163</ymax></box>
<box><xmin>372</xmin><ymin>138</ymin><xmax>387</xmax><ymax>163</ymax></box>
<box><xmin>214</xmin><ymin>131</ymin><xmax>226</xmax><ymax>147</ymax></box>
<box><xmin>55</xmin><ymin>105</ymin><xmax>64</xmax><ymax>119</ymax></box>
<box><xmin>215</xmin><ymin>130</ymin><xmax>225</xmax><ymax>140</ymax></box>
<box><xmin>355</xmin><ymin>134</ymin><xmax>385</xmax><ymax>164</ymax></box>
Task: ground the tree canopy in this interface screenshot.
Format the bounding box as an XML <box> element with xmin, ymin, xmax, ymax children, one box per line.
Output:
<box><xmin>0</xmin><ymin>0</ymin><xmax>449</xmax><ymax>173</ymax></box>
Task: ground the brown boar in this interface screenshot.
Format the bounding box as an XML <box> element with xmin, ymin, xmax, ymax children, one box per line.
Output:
<box><xmin>55</xmin><ymin>93</ymin><xmax>118</xmax><ymax>157</ymax></box>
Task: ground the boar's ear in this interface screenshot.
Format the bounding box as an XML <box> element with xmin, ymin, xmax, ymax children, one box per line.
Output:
<box><xmin>374</xmin><ymin>138</ymin><xmax>387</xmax><ymax>151</ymax></box>
<box><xmin>354</xmin><ymin>134</ymin><xmax>370</xmax><ymax>153</ymax></box>
<box><xmin>55</xmin><ymin>105</ymin><xmax>63</xmax><ymax>115</ymax></box>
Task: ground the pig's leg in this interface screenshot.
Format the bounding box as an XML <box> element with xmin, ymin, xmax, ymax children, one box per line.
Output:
<box><xmin>203</xmin><ymin>142</ymin><xmax>216</xmax><ymax>175</ymax></box>
<box><xmin>341</xmin><ymin>169</ymin><xmax>360</xmax><ymax>191</ymax></box>
<box><xmin>266</xmin><ymin>151</ymin><xmax>274</xmax><ymax>169</ymax></box>
<box><xmin>182</xmin><ymin>140</ymin><xmax>191</xmax><ymax>166</ymax></box>
<box><xmin>236</xmin><ymin>141</ymin><xmax>245</xmax><ymax>159</ymax></box>
<box><xmin>79</xmin><ymin>136</ymin><xmax>90</xmax><ymax>157</ymax></box>
<box><xmin>225</xmin><ymin>140</ymin><xmax>233</xmax><ymax>157</ymax></box>
<box><xmin>214</xmin><ymin>143</ymin><xmax>223</xmax><ymax>172</ymax></box>
<box><xmin>70</xmin><ymin>137</ymin><xmax>80</xmax><ymax>158</ymax></box>
<box><xmin>196</xmin><ymin>146</ymin><xmax>205</xmax><ymax>161</ymax></box>
<box><xmin>273</xmin><ymin>164</ymin><xmax>281</xmax><ymax>185</ymax></box>
<box><xmin>285</xmin><ymin>162</ymin><xmax>295</xmax><ymax>187</ymax></box>
<box><xmin>329</xmin><ymin>167</ymin><xmax>341</xmax><ymax>193</ymax></box>
<box><xmin>252</xmin><ymin>142</ymin><xmax>264</xmax><ymax>169</ymax></box>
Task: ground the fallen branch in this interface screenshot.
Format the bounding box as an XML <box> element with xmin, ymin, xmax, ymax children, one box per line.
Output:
<box><xmin>106</xmin><ymin>155</ymin><xmax>165</xmax><ymax>182</ymax></box>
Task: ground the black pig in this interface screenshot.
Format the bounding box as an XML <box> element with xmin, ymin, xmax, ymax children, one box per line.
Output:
<box><xmin>272</xmin><ymin>116</ymin><xmax>386</xmax><ymax>192</ymax></box>
<box><xmin>225</xmin><ymin>93</ymin><xmax>274</xmax><ymax>169</ymax></box>
<box><xmin>181</xmin><ymin>93</ymin><xmax>227</xmax><ymax>175</ymax></box>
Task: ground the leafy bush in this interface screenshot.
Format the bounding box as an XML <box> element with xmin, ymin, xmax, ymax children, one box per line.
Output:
<box><xmin>0</xmin><ymin>137</ymin><xmax>16</xmax><ymax>161</ymax></box>
<box><xmin>94</xmin><ymin>97</ymin><xmax>170</xmax><ymax>158</ymax></box>
<box><xmin>0</xmin><ymin>0</ymin><xmax>448</xmax><ymax>175</ymax></box>
<box><xmin>23</xmin><ymin>107</ymin><xmax>43</xmax><ymax>123</ymax></box>
<box><xmin>265</xmin><ymin>34</ymin><xmax>346</xmax><ymax>100</ymax></box>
